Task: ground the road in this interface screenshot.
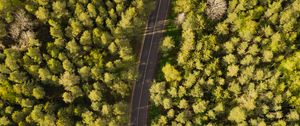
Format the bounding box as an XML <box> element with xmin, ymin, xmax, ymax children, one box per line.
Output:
<box><xmin>130</xmin><ymin>0</ymin><xmax>170</xmax><ymax>125</ymax></box>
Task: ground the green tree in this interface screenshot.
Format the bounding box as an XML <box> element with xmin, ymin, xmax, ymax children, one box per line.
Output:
<box><xmin>38</xmin><ymin>68</ymin><xmax>52</xmax><ymax>81</ymax></box>
<box><xmin>36</xmin><ymin>0</ymin><xmax>48</xmax><ymax>6</ymax></box>
<box><xmin>78</xmin><ymin>12</ymin><xmax>93</xmax><ymax>28</ymax></box>
<box><xmin>9</xmin><ymin>71</ymin><xmax>27</xmax><ymax>83</ymax></box>
<box><xmin>62</xmin><ymin>60</ymin><xmax>74</xmax><ymax>72</ymax></box>
<box><xmin>59</xmin><ymin>72</ymin><xmax>80</xmax><ymax>87</ymax></box>
<box><xmin>162</xmin><ymin>98</ymin><xmax>172</xmax><ymax>109</ymax></box>
<box><xmin>227</xmin><ymin>65</ymin><xmax>239</xmax><ymax>77</ymax></box>
<box><xmin>32</xmin><ymin>86</ymin><xmax>45</xmax><ymax>99</ymax></box>
<box><xmin>35</xmin><ymin>7</ymin><xmax>49</xmax><ymax>22</ymax></box>
<box><xmin>0</xmin><ymin>116</ymin><xmax>11</xmax><ymax>125</ymax></box>
<box><xmin>69</xmin><ymin>19</ymin><xmax>83</xmax><ymax>37</ymax></box>
<box><xmin>228</xmin><ymin>107</ymin><xmax>246</xmax><ymax>123</ymax></box>
<box><xmin>47</xmin><ymin>58</ymin><xmax>63</xmax><ymax>74</ymax></box>
<box><xmin>78</xmin><ymin>66</ymin><xmax>90</xmax><ymax>80</ymax></box>
<box><xmin>52</xmin><ymin>0</ymin><xmax>68</xmax><ymax>18</ymax></box>
<box><xmin>66</xmin><ymin>39</ymin><xmax>81</xmax><ymax>54</ymax></box>
<box><xmin>80</xmin><ymin>30</ymin><xmax>92</xmax><ymax>46</ymax></box>
<box><xmin>49</xmin><ymin>20</ymin><xmax>64</xmax><ymax>38</ymax></box>
<box><xmin>161</xmin><ymin>36</ymin><xmax>175</xmax><ymax>52</ymax></box>
<box><xmin>88</xmin><ymin>90</ymin><xmax>102</xmax><ymax>102</ymax></box>
<box><xmin>162</xmin><ymin>63</ymin><xmax>182</xmax><ymax>82</ymax></box>
<box><xmin>263</xmin><ymin>50</ymin><xmax>273</xmax><ymax>62</ymax></box>
<box><xmin>108</xmin><ymin>42</ymin><xmax>118</xmax><ymax>54</ymax></box>
<box><xmin>27</xmin><ymin>47</ymin><xmax>42</xmax><ymax>64</ymax></box>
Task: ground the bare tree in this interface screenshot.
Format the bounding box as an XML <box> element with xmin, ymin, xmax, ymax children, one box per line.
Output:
<box><xmin>175</xmin><ymin>13</ymin><xmax>186</xmax><ymax>26</ymax></box>
<box><xmin>19</xmin><ymin>31</ymin><xmax>35</xmax><ymax>50</ymax></box>
<box><xmin>206</xmin><ymin>0</ymin><xmax>227</xmax><ymax>20</ymax></box>
<box><xmin>9</xmin><ymin>9</ymin><xmax>33</xmax><ymax>40</ymax></box>
<box><xmin>9</xmin><ymin>9</ymin><xmax>35</xmax><ymax>50</ymax></box>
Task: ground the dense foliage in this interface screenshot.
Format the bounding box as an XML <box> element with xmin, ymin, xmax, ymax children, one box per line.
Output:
<box><xmin>0</xmin><ymin>0</ymin><xmax>153</xmax><ymax>125</ymax></box>
<box><xmin>151</xmin><ymin>0</ymin><xmax>300</xmax><ymax>125</ymax></box>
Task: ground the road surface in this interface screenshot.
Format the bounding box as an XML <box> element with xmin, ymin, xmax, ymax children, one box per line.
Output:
<box><xmin>130</xmin><ymin>0</ymin><xmax>170</xmax><ymax>125</ymax></box>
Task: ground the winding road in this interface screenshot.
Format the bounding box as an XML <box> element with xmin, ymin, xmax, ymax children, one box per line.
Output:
<box><xmin>130</xmin><ymin>0</ymin><xmax>171</xmax><ymax>125</ymax></box>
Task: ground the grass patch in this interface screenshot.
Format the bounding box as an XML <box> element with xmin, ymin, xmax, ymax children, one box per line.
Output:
<box><xmin>148</xmin><ymin>105</ymin><xmax>163</xmax><ymax>125</ymax></box>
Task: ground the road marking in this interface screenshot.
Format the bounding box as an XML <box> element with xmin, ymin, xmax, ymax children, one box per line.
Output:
<box><xmin>143</xmin><ymin>30</ymin><xmax>167</xmax><ymax>35</ymax></box>
<box><xmin>136</xmin><ymin>0</ymin><xmax>162</xmax><ymax>125</ymax></box>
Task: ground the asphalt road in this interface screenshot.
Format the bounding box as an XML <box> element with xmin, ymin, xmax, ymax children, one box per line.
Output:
<box><xmin>130</xmin><ymin>0</ymin><xmax>171</xmax><ymax>125</ymax></box>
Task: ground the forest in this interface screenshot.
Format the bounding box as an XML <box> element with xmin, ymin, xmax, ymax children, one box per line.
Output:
<box><xmin>150</xmin><ymin>0</ymin><xmax>300</xmax><ymax>125</ymax></box>
<box><xmin>0</xmin><ymin>0</ymin><xmax>153</xmax><ymax>125</ymax></box>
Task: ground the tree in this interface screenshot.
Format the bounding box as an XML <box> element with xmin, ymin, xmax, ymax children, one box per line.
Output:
<box><xmin>287</xmin><ymin>110</ymin><xmax>299</xmax><ymax>121</ymax></box>
<box><xmin>104</xmin><ymin>72</ymin><xmax>115</xmax><ymax>84</ymax></box>
<box><xmin>248</xmin><ymin>44</ymin><xmax>259</xmax><ymax>56</ymax></box>
<box><xmin>118</xmin><ymin>7</ymin><xmax>135</xmax><ymax>29</ymax></box>
<box><xmin>62</xmin><ymin>92</ymin><xmax>74</xmax><ymax>103</ymax></box>
<box><xmin>40</xmin><ymin>114</ymin><xmax>56</xmax><ymax>126</ymax></box>
<box><xmin>47</xmin><ymin>58</ymin><xmax>63</xmax><ymax>74</ymax></box>
<box><xmin>108</xmin><ymin>42</ymin><xmax>118</xmax><ymax>54</ymax></box>
<box><xmin>69</xmin><ymin>19</ymin><xmax>83</xmax><ymax>37</ymax></box>
<box><xmin>27</xmin><ymin>47</ymin><xmax>42</xmax><ymax>63</ymax></box>
<box><xmin>33</xmin><ymin>86</ymin><xmax>45</xmax><ymax>99</ymax></box>
<box><xmin>152</xmin><ymin>116</ymin><xmax>168</xmax><ymax>126</ymax></box>
<box><xmin>175</xmin><ymin>0</ymin><xmax>195</xmax><ymax>13</ymax></box>
<box><xmin>66</xmin><ymin>39</ymin><xmax>81</xmax><ymax>54</ymax></box>
<box><xmin>175</xmin><ymin>111</ymin><xmax>190</xmax><ymax>124</ymax></box>
<box><xmin>112</xmin><ymin>81</ymin><xmax>130</xmax><ymax>97</ymax></box>
<box><xmin>237</xmin><ymin>42</ymin><xmax>248</xmax><ymax>55</ymax></box>
<box><xmin>9</xmin><ymin>71</ymin><xmax>27</xmax><ymax>83</ymax></box>
<box><xmin>102</xmin><ymin>104</ymin><xmax>112</xmax><ymax>116</ymax></box>
<box><xmin>113</xmin><ymin>102</ymin><xmax>127</xmax><ymax>115</ymax></box>
<box><xmin>10</xmin><ymin>9</ymin><xmax>33</xmax><ymax>40</ymax></box>
<box><xmin>150</xmin><ymin>82</ymin><xmax>166</xmax><ymax>95</ymax></box>
<box><xmin>162</xmin><ymin>98</ymin><xmax>172</xmax><ymax>109</ymax></box>
<box><xmin>263</xmin><ymin>25</ymin><xmax>274</xmax><ymax>37</ymax></box>
<box><xmin>270</xmin><ymin>32</ymin><xmax>285</xmax><ymax>52</ymax></box>
<box><xmin>239</xmin><ymin>19</ymin><xmax>257</xmax><ymax>41</ymax></box>
<box><xmin>263</xmin><ymin>50</ymin><xmax>273</xmax><ymax>62</ymax></box>
<box><xmin>206</xmin><ymin>0</ymin><xmax>227</xmax><ymax>20</ymax></box>
<box><xmin>52</xmin><ymin>1</ymin><xmax>68</xmax><ymax>18</ymax></box>
<box><xmin>88</xmin><ymin>90</ymin><xmax>102</xmax><ymax>102</ymax></box>
<box><xmin>79</xmin><ymin>30</ymin><xmax>92</xmax><ymax>45</ymax></box>
<box><xmin>12</xmin><ymin>112</ymin><xmax>25</xmax><ymax>124</ymax></box>
<box><xmin>59</xmin><ymin>72</ymin><xmax>80</xmax><ymax>87</ymax></box>
<box><xmin>62</xmin><ymin>60</ymin><xmax>74</xmax><ymax>72</ymax></box>
<box><xmin>35</xmin><ymin>7</ymin><xmax>49</xmax><ymax>22</ymax></box>
<box><xmin>228</xmin><ymin>107</ymin><xmax>246</xmax><ymax>123</ymax></box>
<box><xmin>192</xmin><ymin>100</ymin><xmax>207</xmax><ymax>114</ymax></box>
<box><xmin>78</xmin><ymin>12</ymin><xmax>93</xmax><ymax>28</ymax></box>
<box><xmin>178</xmin><ymin>99</ymin><xmax>188</xmax><ymax>109</ymax></box>
<box><xmin>223</xmin><ymin>54</ymin><xmax>237</xmax><ymax>64</ymax></box>
<box><xmin>38</xmin><ymin>68</ymin><xmax>52</xmax><ymax>82</ymax></box>
<box><xmin>161</xmin><ymin>36</ymin><xmax>175</xmax><ymax>52</ymax></box>
<box><xmin>241</xmin><ymin>55</ymin><xmax>254</xmax><ymax>65</ymax></box>
<box><xmin>87</xmin><ymin>3</ymin><xmax>97</xmax><ymax>18</ymax></box>
<box><xmin>101</xmin><ymin>32</ymin><xmax>113</xmax><ymax>46</ymax></box>
<box><xmin>119</xmin><ymin>47</ymin><xmax>134</xmax><ymax>61</ymax></box>
<box><xmin>227</xmin><ymin>65</ymin><xmax>239</xmax><ymax>77</ymax></box>
<box><xmin>0</xmin><ymin>116</ymin><xmax>11</xmax><ymax>125</ymax></box>
<box><xmin>78</xmin><ymin>66</ymin><xmax>90</xmax><ymax>80</ymax></box>
<box><xmin>216</xmin><ymin>22</ymin><xmax>229</xmax><ymax>35</ymax></box>
<box><xmin>49</xmin><ymin>20</ymin><xmax>64</xmax><ymax>38</ymax></box>
<box><xmin>162</xmin><ymin>63</ymin><xmax>182</xmax><ymax>82</ymax></box>
<box><xmin>36</xmin><ymin>0</ymin><xmax>49</xmax><ymax>6</ymax></box>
